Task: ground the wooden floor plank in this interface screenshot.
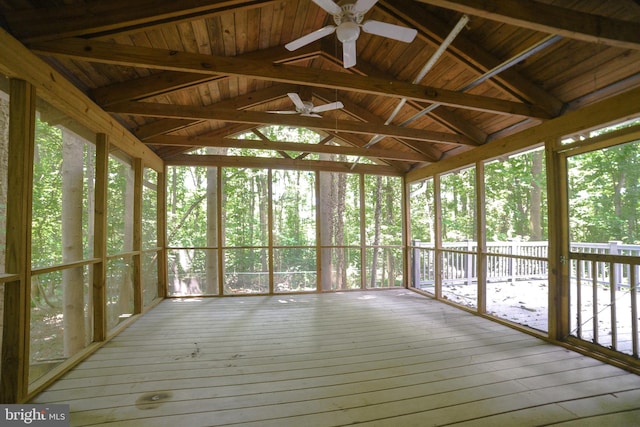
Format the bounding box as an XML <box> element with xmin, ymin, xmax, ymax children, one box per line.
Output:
<box><xmin>30</xmin><ymin>290</ymin><xmax>640</xmax><ymax>426</ymax></box>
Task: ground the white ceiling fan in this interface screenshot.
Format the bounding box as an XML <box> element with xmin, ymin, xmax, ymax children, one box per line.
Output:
<box><xmin>267</xmin><ymin>92</ymin><xmax>344</xmax><ymax>118</ymax></box>
<box><xmin>285</xmin><ymin>0</ymin><xmax>418</xmax><ymax>68</ymax></box>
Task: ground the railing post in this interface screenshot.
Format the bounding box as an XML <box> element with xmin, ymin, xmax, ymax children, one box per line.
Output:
<box><xmin>509</xmin><ymin>240</ymin><xmax>515</xmax><ymax>284</ymax></box>
<box><xmin>412</xmin><ymin>239</ymin><xmax>420</xmax><ymax>288</ymax></box>
<box><xmin>610</xmin><ymin>240</ymin><xmax>622</xmax><ymax>289</ymax></box>
<box><xmin>466</xmin><ymin>239</ymin><xmax>473</xmax><ymax>286</ymax></box>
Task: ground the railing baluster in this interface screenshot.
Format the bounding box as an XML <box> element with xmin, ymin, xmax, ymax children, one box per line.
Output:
<box><xmin>576</xmin><ymin>259</ymin><xmax>582</xmax><ymax>339</ymax></box>
<box><xmin>592</xmin><ymin>261</ymin><xmax>599</xmax><ymax>343</ymax></box>
<box><xmin>610</xmin><ymin>261</ymin><xmax>617</xmax><ymax>351</ymax></box>
<box><xmin>631</xmin><ymin>267</ymin><xmax>638</xmax><ymax>358</ymax></box>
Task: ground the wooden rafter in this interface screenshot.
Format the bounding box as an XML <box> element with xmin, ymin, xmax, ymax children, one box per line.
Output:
<box><xmin>133</xmin><ymin>83</ymin><xmax>299</xmax><ymax>139</ymax></box>
<box><xmin>107</xmin><ymin>100</ymin><xmax>477</xmax><ymax>145</ymax></box>
<box><xmin>417</xmin><ymin>0</ymin><xmax>640</xmax><ymax>51</ymax></box>
<box><xmin>145</xmin><ymin>134</ymin><xmax>433</xmax><ymax>162</ymax></box>
<box><xmin>91</xmin><ymin>43</ymin><xmax>323</xmax><ymax>106</ymax></box>
<box><xmin>29</xmin><ymin>38</ymin><xmax>551</xmax><ymax>119</ymax></box>
<box><xmin>165</xmin><ymin>153</ymin><xmax>404</xmax><ymax>176</ymax></box>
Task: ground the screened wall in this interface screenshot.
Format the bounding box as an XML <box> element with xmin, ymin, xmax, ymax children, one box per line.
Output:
<box><xmin>165</xmin><ymin>149</ymin><xmax>405</xmax><ymax>296</ymax></box>
<box><xmin>408</xmin><ymin>117</ymin><xmax>640</xmax><ymax>370</ymax></box>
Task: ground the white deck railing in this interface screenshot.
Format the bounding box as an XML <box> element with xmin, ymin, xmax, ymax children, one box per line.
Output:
<box><xmin>412</xmin><ymin>240</ymin><xmax>640</xmax><ymax>288</ymax></box>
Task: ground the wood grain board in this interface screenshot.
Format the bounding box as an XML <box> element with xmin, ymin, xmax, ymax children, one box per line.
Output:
<box><xmin>32</xmin><ymin>290</ymin><xmax>640</xmax><ymax>426</ymax></box>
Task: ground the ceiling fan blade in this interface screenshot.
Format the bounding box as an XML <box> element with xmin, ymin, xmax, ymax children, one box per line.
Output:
<box><xmin>266</xmin><ymin>110</ymin><xmax>300</xmax><ymax>114</ymax></box>
<box><xmin>312</xmin><ymin>0</ymin><xmax>342</xmax><ymax>15</ymax></box>
<box><xmin>302</xmin><ymin>113</ymin><xmax>323</xmax><ymax>118</ymax></box>
<box><xmin>354</xmin><ymin>0</ymin><xmax>378</xmax><ymax>14</ymax></box>
<box><xmin>285</xmin><ymin>25</ymin><xmax>336</xmax><ymax>51</ymax></box>
<box><xmin>342</xmin><ymin>39</ymin><xmax>357</xmax><ymax>68</ymax></box>
<box><xmin>362</xmin><ymin>20</ymin><xmax>418</xmax><ymax>43</ymax></box>
<box><xmin>311</xmin><ymin>101</ymin><xmax>344</xmax><ymax>113</ymax></box>
<box><xmin>287</xmin><ymin>92</ymin><xmax>307</xmax><ymax>111</ymax></box>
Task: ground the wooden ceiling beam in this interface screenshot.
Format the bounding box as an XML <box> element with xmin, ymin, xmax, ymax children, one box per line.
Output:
<box><xmin>416</xmin><ymin>0</ymin><xmax>640</xmax><ymax>51</ymax></box>
<box><xmin>165</xmin><ymin>153</ymin><xmax>404</xmax><ymax>176</ymax></box>
<box><xmin>133</xmin><ymin>83</ymin><xmax>299</xmax><ymax>139</ymax></box>
<box><xmin>107</xmin><ymin>100</ymin><xmax>477</xmax><ymax>145</ymax></box>
<box><xmin>151</xmin><ymin>123</ymin><xmax>253</xmax><ymax>158</ymax></box>
<box><xmin>29</xmin><ymin>37</ymin><xmax>550</xmax><ymax>119</ymax></box>
<box><xmin>380</xmin><ymin>0</ymin><xmax>564</xmax><ymax>117</ymax></box>
<box><xmin>5</xmin><ymin>0</ymin><xmax>277</xmax><ymax>43</ymax></box>
<box><xmin>144</xmin><ymin>134</ymin><xmax>432</xmax><ymax>162</ymax></box>
<box><xmin>91</xmin><ymin>43</ymin><xmax>323</xmax><ymax>107</ymax></box>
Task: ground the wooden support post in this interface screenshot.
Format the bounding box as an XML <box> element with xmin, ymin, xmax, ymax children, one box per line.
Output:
<box><xmin>315</xmin><ymin>170</ymin><xmax>322</xmax><ymax>292</ymax></box>
<box><xmin>433</xmin><ymin>174</ymin><xmax>443</xmax><ymax>299</ymax></box>
<box><xmin>92</xmin><ymin>134</ymin><xmax>108</xmax><ymax>342</ymax></box>
<box><xmin>402</xmin><ymin>176</ymin><xmax>410</xmax><ymax>288</ymax></box>
<box><xmin>133</xmin><ymin>158</ymin><xmax>143</xmax><ymax>313</ymax></box>
<box><xmin>1</xmin><ymin>79</ymin><xmax>35</xmax><ymax>403</ymax></box>
<box><xmin>216</xmin><ymin>167</ymin><xmax>224</xmax><ymax>296</ymax></box>
<box><xmin>475</xmin><ymin>161</ymin><xmax>487</xmax><ymax>314</ymax></box>
<box><xmin>156</xmin><ymin>168</ymin><xmax>167</xmax><ymax>299</ymax></box>
<box><xmin>546</xmin><ymin>138</ymin><xmax>570</xmax><ymax>340</ymax></box>
<box><xmin>267</xmin><ymin>169</ymin><xmax>274</xmax><ymax>294</ymax></box>
<box><xmin>359</xmin><ymin>173</ymin><xmax>366</xmax><ymax>290</ymax></box>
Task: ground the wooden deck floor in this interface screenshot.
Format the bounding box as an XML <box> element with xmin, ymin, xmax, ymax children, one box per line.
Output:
<box><xmin>32</xmin><ymin>289</ymin><xmax>640</xmax><ymax>426</ymax></box>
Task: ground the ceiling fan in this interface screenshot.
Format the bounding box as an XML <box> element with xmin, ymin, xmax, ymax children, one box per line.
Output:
<box><xmin>285</xmin><ymin>0</ymin><xmax>418</xmax><ymax>68</ymax></box>
<box><xmin>267</xmin><ymin>92</ymin><xmax>344</xmax><ymax>118</ymax></box>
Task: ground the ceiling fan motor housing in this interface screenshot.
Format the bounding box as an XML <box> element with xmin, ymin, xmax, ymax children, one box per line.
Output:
<box><xmin>334</xmin><ymin>4</ymin><xmax>364</xmax><ymax>42</ymax></box>
<box><xmin>333</xmin><ymin>3</ymin><xmax>364</xmax><ymax>26</ymax></box>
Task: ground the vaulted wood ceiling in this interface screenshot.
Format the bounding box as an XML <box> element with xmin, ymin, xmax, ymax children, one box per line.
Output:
<box><xmin>1</xmin><ymin>0</ymin><xmax>639</xmax><ymax>175</ymax></box>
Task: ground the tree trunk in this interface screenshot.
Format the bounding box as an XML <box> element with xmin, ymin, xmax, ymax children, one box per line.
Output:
<box><xmin>206</xmin><ymin>157</ymin><xmax>218</xmax><ymax>294</ymax></box>
<box><xmin>62</xmin><ymin>130</ymin><xmax>85</xmax><ymax>357</ymax></box>
<box><xmin>257</xmin><ymin>173</ymin><xmax>268</xmax><ymax>275</ymax></box>
<box><xmin>336</xmin><ymin>172</ymin><xmax>346</xmax><ymax>289</ymax></box>
<box><xmin>530</xmin><ymin>150</ymin><xmax>543</xmax><ymax>240</ymax></box>
<box><xmin>370</xmin><ymin>176</ymin><xmax>382</xmax><ymax>288</ymax></box>
<box><xmin>384</xmin><ymin>177</ymin><xmax>395</xmax><ymax>285</ymax></box>
<box><xmin>319</xmin><ymin>170</ymin><xmax>335</xmax><ymax>290</ymax></box>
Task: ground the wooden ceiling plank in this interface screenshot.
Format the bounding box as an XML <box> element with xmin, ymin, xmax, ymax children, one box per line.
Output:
<box><xmin>92</xmin><ymin>72</ymin><xmax>225</xmax><ymax>106</ymax></box>
<box><xmin>106</xmin><ymin>100</ymin><xmax>476</xmax><ymax>145</ymax></box>
<box><xmin>416</xmin><ymin>0</ymin><xmax>640</xmax><ymax>51</ymax></box>
<box><xmin>380</xmin><ymin>0</ymin><xmax>564</xmax><ymax>117</ymax></box>
<box><xmin>145</xmin><ymin>134</ymin><xmax>432</xmax><ymax>162</ymax></box>
<box><xmin>165</xmin><ymin>153</ymin><xmax>405</xmax><ymax>175</ymax></box>
<box><xmin>135</xmin><ymin>118</ymin><xmax>197</xmax><ymax>140</ymax></box>
<box><xmin>6</xmin><ymin>0</ymin><xmax>278</xmax><ymax>43</ymax></box>
<box><xmin>29</xmin><ymin>37</ymin><xmax>550</xmax><ymax>119</ymax></box>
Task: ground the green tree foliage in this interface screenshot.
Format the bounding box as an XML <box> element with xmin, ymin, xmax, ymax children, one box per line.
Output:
<box><xmin>441</xmin><ymin>167</ymin><xmax>476</xmax><ymax>242</ymax></box>
<box><xmin>569</xmin><ymin>139</ymin><xmax>640</xmax><ymax>243</ymax></box>
<box><xmin>32</xmin><ymin>118</ymin><xmax>64</xmax><ymax>267</ymax></box>
<box><xmin>409</xmin><ymin>179</ymin><xmax>435</xmax><ymax>243</ymax></box>
<box><xmin>485</xmin><ymin>148</ymin><xmax>547</xmax><ymax>241</ymax></box>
